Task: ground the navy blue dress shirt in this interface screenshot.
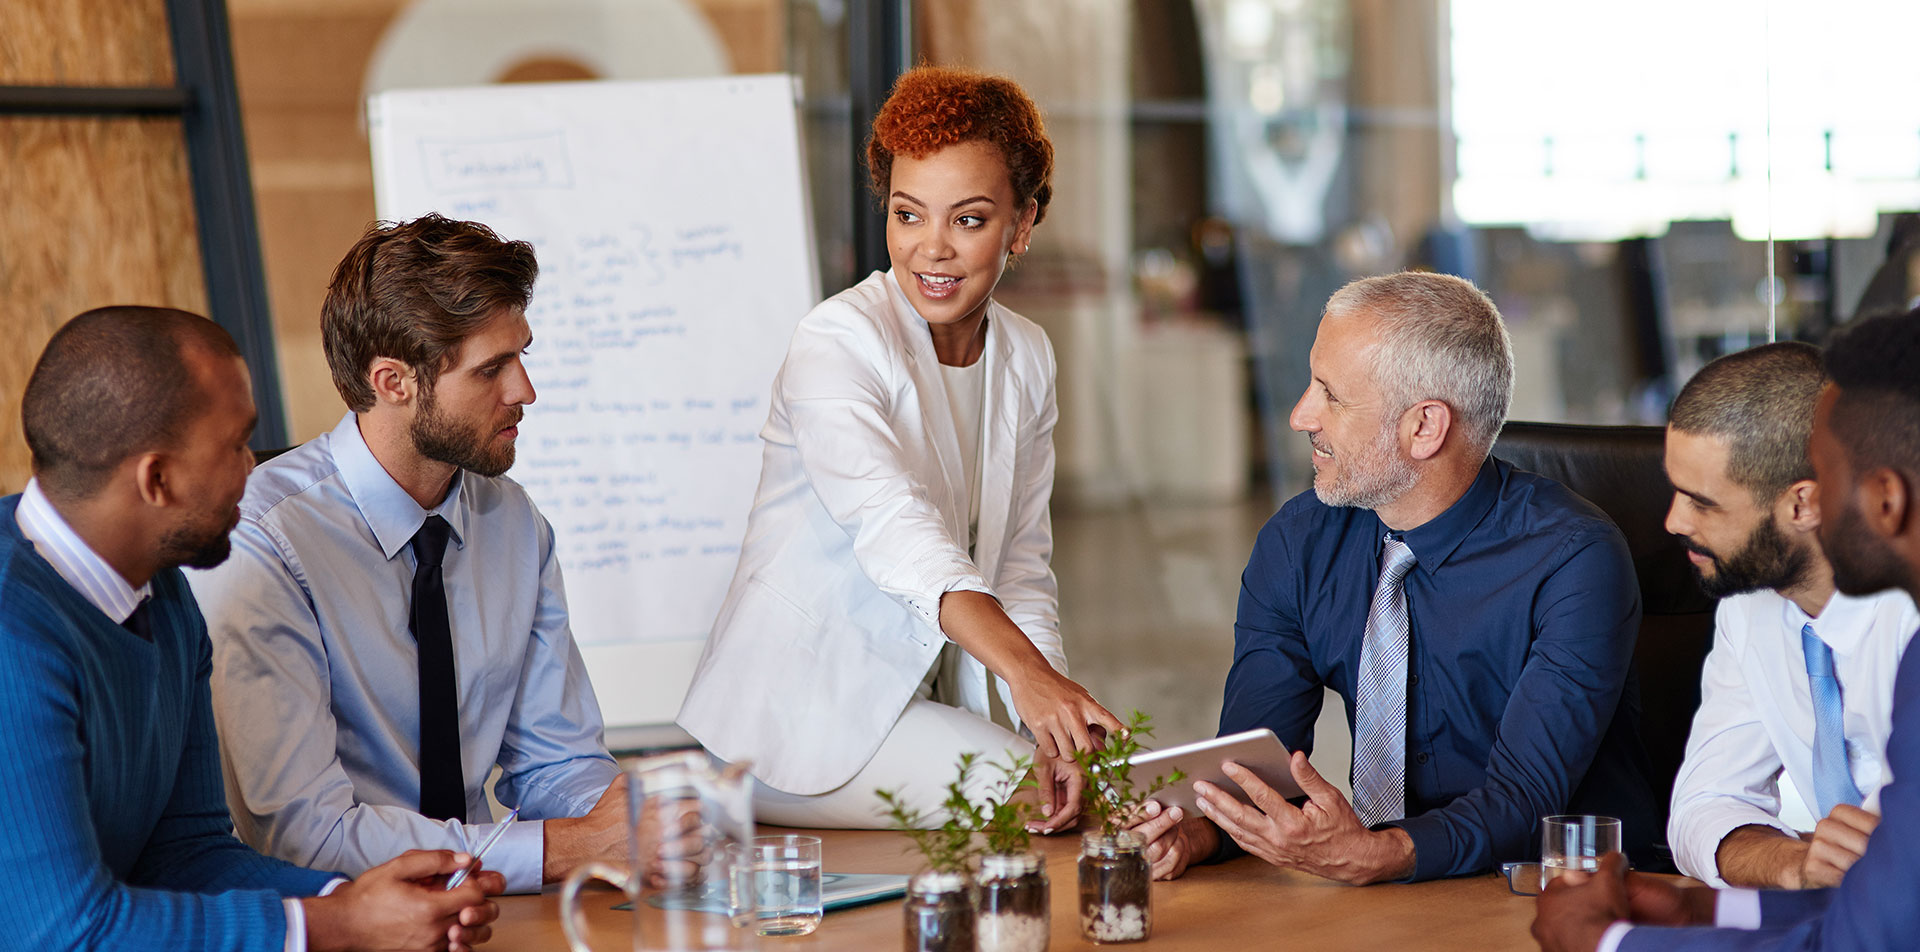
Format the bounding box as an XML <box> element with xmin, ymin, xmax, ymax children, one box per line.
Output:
<box><xmin>1220</xmin><ymin>457</ymin><xmax>1659</xmax><ymax>881</ymax></box>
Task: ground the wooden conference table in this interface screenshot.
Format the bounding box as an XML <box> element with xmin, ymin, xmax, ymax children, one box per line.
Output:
<box><xmin>493</xmin><ymin>827</ymin><xmax>1556</xmax><ymax>950</ymax></box>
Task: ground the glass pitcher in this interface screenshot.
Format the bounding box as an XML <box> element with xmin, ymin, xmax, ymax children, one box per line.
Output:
<box><xmin>559</xmin><ymin>751</ymin><xmax>758</xmax><ymax>951</ymax></box>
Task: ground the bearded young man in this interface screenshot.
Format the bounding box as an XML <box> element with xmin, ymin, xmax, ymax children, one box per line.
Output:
<box><xmin>1532</xmin><ymin>306</ymin><xmax>1920</xmax><ymax>952</ymax></box>
<box><xmin>1662</xmin><ymin>342</ymin><xmax>1917</xmax><ymax>891</ymax></box>
<box><xmin>1131</xmin><ymin>272</ymin><xmax>1658</xmax><ymax>885</ymax></box>
<box><xmin>189</xmin><ymin>215</ymin><xmax>628</xmax><ymax>895</ymax></box>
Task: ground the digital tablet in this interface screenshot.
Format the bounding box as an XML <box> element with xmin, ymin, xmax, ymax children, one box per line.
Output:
<box><xmin>1122</xmin><ymin>728</ymin><xmax>1301</xmax><ymax>818</ymax></box>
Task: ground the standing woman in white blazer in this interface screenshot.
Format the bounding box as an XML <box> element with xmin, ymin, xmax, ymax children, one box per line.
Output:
<box><xmin>679</xmin><ymin>66</ymin><xmax>1122</xmax><ymax>828</ymax></box>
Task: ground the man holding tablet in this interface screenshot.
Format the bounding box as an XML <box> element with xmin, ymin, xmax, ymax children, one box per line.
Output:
<box><xmin>1133</xmin><ymin>272</ymin><xmax>1658</xmax><ymax>884</ymax></box>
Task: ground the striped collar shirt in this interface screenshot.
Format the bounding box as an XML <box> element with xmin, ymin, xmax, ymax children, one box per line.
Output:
<box><xmin>13</xmin><ymin>478</ymin><xmax>333</xmax><ymax>952</ymax></box>
<box><xmin>14</xmin><ymin>478</ymin><xmax>149</xmax><ymax>624</ymax></box>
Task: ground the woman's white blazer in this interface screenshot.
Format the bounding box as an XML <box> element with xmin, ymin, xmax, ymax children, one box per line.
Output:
<box><xmin>677</xmin><ymin>270</ymin><xmax>1066</xmax><ymax>795</ymax></box>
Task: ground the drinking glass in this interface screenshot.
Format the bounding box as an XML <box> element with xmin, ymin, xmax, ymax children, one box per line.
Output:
<box><xmin>1501</xmin><ymin>815</ymin><xmax>1624</xmax><ymax>896</ymax></box>
<box><xmin>732</xmin><ymin>835</ymin><xmax>822</xmax><ymax>936</ymax></box>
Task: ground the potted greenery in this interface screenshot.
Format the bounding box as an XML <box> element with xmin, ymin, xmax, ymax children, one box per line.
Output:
<box><xmin>880</xmin><ymin>750</ymin><xmax>1053</xmax><ymax>952</ymax></box>
<box><xmin>969</xmin><ymin>754</ymin><xmax>1049</xmax><ymax>952</ymax></box>
<box><xmin>1073</xmin><ymin>712</ymin><xmax>1182</xmax><ymax>944</ymax></box>
<box><xmin>879</xmin><ymin>765</ymin><xmax>981</xmax><ymax>952</ymax></box>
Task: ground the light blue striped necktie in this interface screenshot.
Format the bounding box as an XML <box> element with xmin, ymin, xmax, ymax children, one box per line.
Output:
<box><xmin>1353</xmin><ymin>535</ymin><xmax>1418</xmax><ymax>828</ymax></box>
<box><xmin>1802</xmin><ymin>622</ymin><xmax>1864</xmax><ymax>816</ymax></box>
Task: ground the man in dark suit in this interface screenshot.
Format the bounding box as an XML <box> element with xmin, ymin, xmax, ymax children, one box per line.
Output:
<box><xmin>1532</xmin><ymin>307</ymin><xmax>1920</xmax><ymax>951</ymax></box>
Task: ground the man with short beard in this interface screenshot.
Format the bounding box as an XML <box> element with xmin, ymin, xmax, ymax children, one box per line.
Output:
<box><xmin>0</xmin><ymin>307</ymin><xmax>505</xmax><ymax>952</ymax></box>
<box><xmin>1662</xmin><ymin>342</ymin><xmax>1916</xmax><ymax>891</ymax></box>
<box><xmin>189</xmin><ymin>215</ymin><xmax>627</xmax><ymax>894</ymax></box>
<box><xmin>1531</xmin><ymin>306</ymin><xmax>1920</xmax><ymax>952</ymax></box>
<box><xmin>1131</xmin><ymin>272</ymin><xmax>1658</xmax><ymax>884</ymax></box>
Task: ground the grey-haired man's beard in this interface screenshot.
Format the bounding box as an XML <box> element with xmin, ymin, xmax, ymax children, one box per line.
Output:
<box><xmin>411</xmin><ymin>392</ymin><xmax>519</xmax><ymax>478</ymax></box>
<box><xmin>1683</xmin><ymin>516</ymin><xmax>1812</xmax><ymax>599</ymax></box>
<box><xmin>1312</xmin><ymin>422</ymin><xmax>1418</xmax><ymax>511</ymax></box>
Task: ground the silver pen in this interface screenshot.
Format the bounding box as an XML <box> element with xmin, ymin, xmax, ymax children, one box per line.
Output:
<box><xmin>446</xmin><ymin>807</ymin><xmax>519</xmax><ymax>890</ymax></box>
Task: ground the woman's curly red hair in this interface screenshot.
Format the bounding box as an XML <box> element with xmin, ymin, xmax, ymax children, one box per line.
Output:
<box><xmin>866</xmin><ymin>66</ymin><xmax>1053</xmax><ymax>225</ymax></box>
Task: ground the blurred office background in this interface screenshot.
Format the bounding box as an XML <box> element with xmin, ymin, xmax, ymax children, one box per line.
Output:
<box><xmin>7</xmin><ymin>0</ymin><xmax>1920</xmax><ymax>785</ymax></box>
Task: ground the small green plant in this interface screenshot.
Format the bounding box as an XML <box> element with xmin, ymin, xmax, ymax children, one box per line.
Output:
<box><xmin>877</xmin><ymin>754</ymin><xmax>979</xmax><ymax>874</ymax></box>
<box><xmin>975</xmin><ymin>752</ymin><xmax>1038</xmax><ymax>856</ymax></box>
<box><xmin>1074</xmin><ymin>710</ymin><xmax>1184</xmax><ymax>837</ymax></box>
<box><xmin>878</xmin><ymin>750</ymin><xmax>1041</xmax><ymax>872</ymax></box>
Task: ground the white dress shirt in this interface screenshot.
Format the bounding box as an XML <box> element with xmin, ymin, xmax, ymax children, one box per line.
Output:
<box><xmin>1669</xmin><ymin>587</ymin><xmax>1919</xmax><ymax>885</ymax></box>
<box><xmin>15</xmin><ymin>479</ymin><xmax>345</xmax><ymax>952</ymax></box>
<box><xmin>189</xmin><ymin>413</ymin><xmax>621</xmax><ymax>894</ymax></box>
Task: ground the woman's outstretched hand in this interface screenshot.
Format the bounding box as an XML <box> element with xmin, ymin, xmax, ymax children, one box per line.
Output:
<box><xmin>935</xmin><ymin>589</ymin><xmax>1122</xmax><ymax>828</ymax></box>
<box><xmin>1009</xmin><ymin>667</ymin><xmax>1122</xmax><ymax>830</ymax></box>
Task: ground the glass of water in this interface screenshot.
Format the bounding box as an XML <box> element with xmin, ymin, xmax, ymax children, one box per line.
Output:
<box><xmin>733</xmin><ymin>834</ymin><xmax>823</xmax><ymax>936</ymax></box>
<box><xmin>1540</xmin><ymin>815</ymin><xmax>1622</xmax><ymax>891</ymax></box>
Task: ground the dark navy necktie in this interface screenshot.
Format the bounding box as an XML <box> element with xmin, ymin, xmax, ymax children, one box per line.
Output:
<box><xmin>122</xmin><ymin>597</ymin><xmax>153</xmax><ymax>642</ymax></box>
<box><xmin>409</xmin><ymin>515</ymin><xmax>466</xmax><ymax>822</ymax></box>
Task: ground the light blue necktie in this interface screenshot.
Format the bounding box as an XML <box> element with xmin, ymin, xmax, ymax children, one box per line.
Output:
<box><xmin>1803</xmin><ymin>623</ymin><xmax>1864</xmax><ymax>816</ymax></box>
<box><xmin>1353</xmin><ymin>536</ymin><xmax>1418</xmax><ymax>828</ymax></box>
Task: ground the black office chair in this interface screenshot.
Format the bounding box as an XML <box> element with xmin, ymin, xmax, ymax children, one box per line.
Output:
<box><xmin>1493</xmin><ymin>421</ymin><xmax>1717</xmax><ymax>869</ymax></box>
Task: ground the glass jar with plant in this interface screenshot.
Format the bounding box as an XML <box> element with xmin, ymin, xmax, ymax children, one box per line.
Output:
<box><xmin>879</xmin><ymin>763</ymin><xmax>981</xmax><ymax>952</ymax></box>
<box><xmin>1073</xmin><ymin>712</ymin><xmax>1182</xmax><ymax>944</ymax></box>
<box><xmin>969</xmin><ymin>754</ymin><xmax>1049</xmax><ymax>952</ymax></box>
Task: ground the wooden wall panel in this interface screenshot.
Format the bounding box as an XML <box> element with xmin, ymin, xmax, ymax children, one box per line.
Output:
<box><xmin>231</xmin><ymin>4</ymin><xmax>400</xmax><ymax>441</ymax></box>
<box><xmin>0</xmin><ymin>0</ymin><xmax>176</xmax><ymax>85</ymax></box>
<box><xmin>0</xmin><ymin>117</ymin><xmax>208</xmax><ymax>493</ymax></box>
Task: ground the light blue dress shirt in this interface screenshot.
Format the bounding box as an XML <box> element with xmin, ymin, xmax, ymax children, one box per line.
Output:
<box><xmin>189</xmin><ymin>413</ymin><xmax>622</xmax><ymax>893</ymax></box>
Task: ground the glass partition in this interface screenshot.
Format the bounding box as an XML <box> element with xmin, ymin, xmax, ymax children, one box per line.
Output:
<box><xmin>785</xmin><ymin>0</ymin><xmax>1920</xmax><ymax>502</ymax></box>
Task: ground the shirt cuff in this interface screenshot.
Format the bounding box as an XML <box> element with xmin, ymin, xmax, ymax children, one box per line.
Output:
<box><xmin>1380</xmin><ymin>812</ymin><xmax>1449</xmax><ymax>882</ymax></box>
<box><xmin>284</xmin><ymin>899</ymin><xmax>306</xmax><ymax>952</ymax></box>
<box><xmin>1675</xmin><ymin>806</ymin><xmax>1800</xmax><ymax>887</ymax></box>
<box><xmin>1715</xmin><ymin>888</ymin><xmax>1763</xmax><ymax>930</ymax></box>
<box><xmin>1595</xmin><ymin>921</ymin><xmax>1634</xmax><ymax>952</ymax></box>
<box><xmin>903</xmin><ymin>574</ymin><xmax>995</xmax><ymax>641</ymax></box>
<box><xmin>285</xmin><ymin>877</ymin><xmax>348</xmax><ymax>952</ymax></box>
<box><xmin>492</xmin><ymin>817</ymin><xmax>549</xmax><ymax>894</ymax></box>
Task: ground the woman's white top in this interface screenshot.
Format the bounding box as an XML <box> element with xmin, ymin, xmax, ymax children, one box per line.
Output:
<box><xmin>939</xmin><ymin>355</ymin><xmax>987</xmax><ymax>555</ymax></box>
<box><xmin>677</xmin><ymin>270</ymin><xmax>1065</xmax><ymax>795</ymax></box>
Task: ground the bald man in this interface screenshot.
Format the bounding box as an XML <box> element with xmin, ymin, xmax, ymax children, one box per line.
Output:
<box><xmin>0</xmin><ymin>306</ymin><xmax>502</xmax><ymax>952</ymax></box>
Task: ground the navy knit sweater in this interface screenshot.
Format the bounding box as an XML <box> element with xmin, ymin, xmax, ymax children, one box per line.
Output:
<box><xmin>0</xmin><ymin>495</ymin><xmax>334</xmax><ymax>951</ymax></box>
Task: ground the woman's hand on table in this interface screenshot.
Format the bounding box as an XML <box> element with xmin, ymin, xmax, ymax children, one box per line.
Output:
<box><xmin>1027</xmin><ymin>753</ymin><xmax>1087</xmax><ymax>834</ymax></box>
